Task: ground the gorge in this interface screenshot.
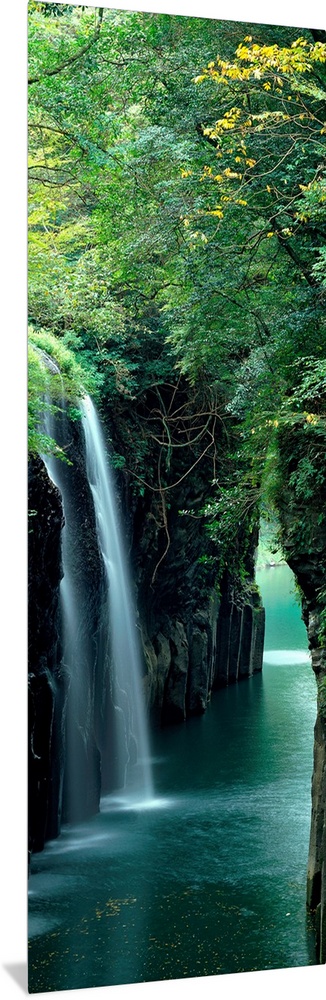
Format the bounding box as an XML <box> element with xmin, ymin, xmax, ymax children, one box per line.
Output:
<box><xmin>28</xmin><ymin>384</ymin><xmax>265</xmax><ymax>847</ymax></box>
<box><xmin>27</xmin><ymin>4</ymin><xmax>326</xmax><ymax>988</ymax></box>
<box><xmin>28</xmin><ymin>550</ymin><xmax>318</xmax><ymax>991</ymax></box>
<box><xmin>28</xmin><ymin>378</ymin><xmax>326</xmax><ymax>984</ymax></box>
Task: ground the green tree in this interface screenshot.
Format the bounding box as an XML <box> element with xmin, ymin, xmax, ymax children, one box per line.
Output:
<box><xmin>28</xmin><ymin>5</ymin><xmax>326</xmax><ymax>545</ymax></box>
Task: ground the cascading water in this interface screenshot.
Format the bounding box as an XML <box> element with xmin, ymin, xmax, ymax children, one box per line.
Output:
<box><xmin>39</xmin><ymin>358</ymin><xmax>153</xmax><ymax>819</ymax></box>
<box><xmin>81</xmin><ymin>394</ymin><xmax>154</xmax><ymax>803</ymax></box>
<box><xmin>40</xmin><ymin>372</ymin><xmax>103</xmax><ymax>824</ymax></box>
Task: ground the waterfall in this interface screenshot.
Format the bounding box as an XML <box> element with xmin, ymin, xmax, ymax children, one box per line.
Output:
<box><xmin>81</xmin><ymin>395</ymin><xmax>154</xmax><ymax>803</ymax></box>
<box><xmin>39</xmin><ymin>361</ymin><xmax>154</xmax><ymax>819</ymax></box>
<box><xmin>40</xmin><ymin>379</ymin><xmax>103</xmax><ymax>823</ymax></box>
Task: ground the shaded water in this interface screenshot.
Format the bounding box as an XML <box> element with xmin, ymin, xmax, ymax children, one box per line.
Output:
<box><xmin>28</xmin><ymin>563</ymin><xmax>317</xmax><ymax>992</ymax></box>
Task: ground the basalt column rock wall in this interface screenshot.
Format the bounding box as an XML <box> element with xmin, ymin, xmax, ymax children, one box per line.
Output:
<box><xmin>106</xmin><ymin>384</ymin><xmax>265</xmax><ymax>726</ymax></box>
<box><xmin>213</xmin><ymin>571</ymin><xmax>265</xmax><ymax>690</ymax></box>
<box><xmin>133</xmin><ymin>510</ymin><xmax>265</xmax><ymax>727</ymax></box>
<box><xmin>138</xmin><ymin>579</ymin><xmax>265</xmax><ymax>727</ymax></box>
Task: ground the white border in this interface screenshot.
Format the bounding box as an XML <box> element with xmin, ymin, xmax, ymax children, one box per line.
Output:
<box><xmin>2</xmin><ymin>2</ymin><xmax>325</xmax><ymax>999</ymax></box>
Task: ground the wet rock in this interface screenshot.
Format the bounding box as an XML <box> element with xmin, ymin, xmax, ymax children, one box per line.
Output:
<box><xmin>28</xmin><ymin>457</ymin><xmax>64</xmax><ymax>853</ymax></box>
<box><xmin>228</xmin><ymin>605</ymin><xmax>243</xmax><ymax>683</ymax></box>
<box><xmin>141</xmin><ymin>630</ymin><xmax>158</xmax><ymax>710</ymax></box>
<box><xmin>250</xmin><ymin>605</ymin><xmax>266</xmax><ymax>675</ymax></box>
<box><xmin>162</xmin><ymin>621</ymin><xmax>189</xmax><ymax>724</ymax></box>
<box><xmin>275</xmin><ymin>422</ymin><xmax>326</xmax><ymax>962</ymax></box>
<box><xmin>154</xmin><ymin>631</ymin><xmax>172</xmax><ymax>706</ymax></box>
<box><xmin>187</xmin><ymin>626</ymin><xmax>209</xmax><ymax>715</ymax></box>
<box><xmin>238</xmin><ymin>604</ymin><xmax>253</xmax><ymax>679</ymax></box>
<box><xmin>307</xmin><ymin>713</ymin><xmax>326</xmax><ymax>913</ymax></box>
<box><xmin>215</xmin><ymin>593</ymin><xmax>231</xmax><ymax>688</ymax></box>
<box><xmin>213</xmin><ymin>590</ymin><xmax>264</xmax><ymax>690</ymax></box>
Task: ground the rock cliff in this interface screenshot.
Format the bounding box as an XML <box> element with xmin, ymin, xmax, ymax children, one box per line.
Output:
<box><xmin>28</xmin><ymin>455</ymin><xmax>64</xmax><ymax>853</ymax></box>
<box><xmin>106</xmin><ymin>383</ymin><xmax>265</xmax><ymax>725</ymax></box>
<box><xmin>29</xmin><ymin>412</ymin><xmax>123</xmax><ymax>853</ymax></box>
<box><xmin>28</xmin><ymin>389</ymin><xmax>265</xmax><ymax>854</ymax></box>
<box><xmin>276</xmin><ymin>423</ymin><xmax>326</xmax><ymax>963</ymax></box>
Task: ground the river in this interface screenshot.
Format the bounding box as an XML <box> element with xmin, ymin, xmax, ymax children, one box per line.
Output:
<box><xmin>28</xmin><ymin>563</ymin><xmax>317</xmax><ymax>992</ymax></box>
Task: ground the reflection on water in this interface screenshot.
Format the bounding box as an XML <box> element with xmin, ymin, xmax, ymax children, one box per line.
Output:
<box><xmin>28</xmin><ymin>563</ymin><xmax>317</xmax><ymax>993</ymax></box>
<box><xmin>263</xmin><ymin>650</ymin><xmax>311</xmax><ymax>665</ymax></box>
<box><xmin>101</xmin><ymin>794</ymin><xmax>173</xmax><ymax>813</ymax></box>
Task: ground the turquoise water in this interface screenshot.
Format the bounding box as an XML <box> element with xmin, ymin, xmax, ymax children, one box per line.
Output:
<box><xmin>28</xmin><ymin>564</ymin><xmax>317</xmax><ymax>992</ymax></box>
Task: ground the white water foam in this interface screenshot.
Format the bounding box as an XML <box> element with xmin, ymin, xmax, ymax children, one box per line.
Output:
<box><xmin>263</xmin><ymin>649</ymin><xmax>311</xmax><ymax>665</ymax></box>
<box><xmin>101</xmin><ymin>793</ymin><xmax>172</xmax><ymax>813</ymax></box>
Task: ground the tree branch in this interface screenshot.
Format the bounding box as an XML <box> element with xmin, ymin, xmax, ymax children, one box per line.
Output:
<box><xmin>273</xmin><ymin>219</ymin><xmax>318</xmax><ymax>287</ymax></box>
<box><xmin>28</xmin><ymin>8</ymin><xmax>104</xmax><ymax>85</ymax></box>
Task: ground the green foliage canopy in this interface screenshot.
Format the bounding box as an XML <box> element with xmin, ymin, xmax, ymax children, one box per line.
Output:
<box><xmin>28</xmin><ymin>4</ymin><xmax>326</xmax><ymax>561</ymax></box>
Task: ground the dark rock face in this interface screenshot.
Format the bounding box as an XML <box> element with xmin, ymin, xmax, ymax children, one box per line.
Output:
<box><xmin>105</xmin><ymin>387</ymin><xmax>265</xmax><ymax>727</ymax></box>
<box><xmin>214</xmin><ymin>580</ymin><xmax>265</xmax><ymax>689</ymax></box>
<box><xmin>45</xmin><ymin>414</ymin><xmax>110</xmax><ymax>823</ymax></box>
<box><xmin>162</xmin><ymin>620</ymin><xmax>189</xmax><ymax>724</ymax></box>
<box><xmin>28</xmin><ymin>414</ymin><xmax>125</xmax><ymax>854</ymax></box>
<box><xmin>188</xmin><ymin>620</ymin><xmax>209</xmax><ymax>715</ymax></box>
<box><xmin>304</xmin><ymin>602</ymin><xmax>326</xmax><ymax>964</ymax></box>
<box><xmin>293</xmin><ymin>585</ymin><xmax>326</xmax><ymax>965</ymax></box>
<box><xmin>138</xmin><ymin>583</ymin><xmax>264</xmax><ymax>728</ymax></box>
<box><xmin>28</xmin><ymin>456</ymin><xmax>64</xmax><ymax>852</ymax></box>
<box><xmin>276</xmin><ymin>424</ymin><xmax>326</xmax><ymax>963</ymax></box>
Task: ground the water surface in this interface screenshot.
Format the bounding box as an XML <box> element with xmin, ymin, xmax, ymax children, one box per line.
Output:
<box><xmin>28</xmin><ymin>563</ymin><xmax>317</xmax><ymax>992</ymax></box>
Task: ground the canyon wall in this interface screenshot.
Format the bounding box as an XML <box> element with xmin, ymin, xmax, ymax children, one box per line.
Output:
<box><xmin>28</xmin><ymin>456</ymin><xmax>64</xmax><ymax>854</ymax></box>
<box><xmin>276</xmin><ymin>423</ymin><xmax>326</xmax><ymax>964</ymax></box>
<box><xmin>28</xmin><ymin>392</ymin><xmax>264</xmax><ymax>855</ymax></box>
<box><xmin>29</xmin><ymin>395</ymin><xmax>326</xmax><ymax>965</ymax></box>
<box><xmin>107</xmin><ymin>385</ymin><xmax>265</xmax><ymax>724</ymax></box>
<box><xmin>28</xmin><ymin>415</ymin><xmax>126</xmax><ymax>855</ymax></box>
